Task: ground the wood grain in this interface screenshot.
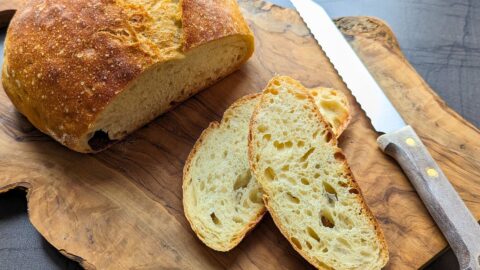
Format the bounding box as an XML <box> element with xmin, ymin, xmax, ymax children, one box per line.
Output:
<box><xmin>0</xmin><ymin>1</ymin><xmax>479</xmax><ymax>269</ymax></box>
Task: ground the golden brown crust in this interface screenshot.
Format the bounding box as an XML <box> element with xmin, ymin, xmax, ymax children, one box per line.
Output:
<box><xmin>2</xmin><ymin>0</ymin><xmax>253</xmax><ymax>152</ymax></box>
<box><xmin>247</xmin><ymin>76</ymin><xmax>388</xmax><ymax>269</ymax></box>
<box><xmin>2</xmin><ymin>0</ymin><xmax>151</xmax><ymax>151</ymax></box>
<box><xmin>182</xmin><ymin>0</ymin><xmax>254</xmax><ymax>52</ymax></box>
<box><xmin>182</xmin><ymin>93</ymin><xmax>264</xmax><ymax>252</ymax></box>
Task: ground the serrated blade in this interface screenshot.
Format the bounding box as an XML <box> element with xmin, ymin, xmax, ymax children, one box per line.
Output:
<box><xmin>291</xmin><ymin>0</ymin><xmax>405</xmax><ymax>133</ymax></box>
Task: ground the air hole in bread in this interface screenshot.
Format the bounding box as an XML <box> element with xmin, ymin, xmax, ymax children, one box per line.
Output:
<box><xmin>311</xmin><ymin>91</ymin><xmax>318</xmax><ymax>96</ymax></box>
<box><xmin>324</xmin><ymin>131</ymin><xmax>333</xmax><ymax>142</ymax></box>
<box><xmin>273</xmin><ymin>80</ymin><xmax>280</xmax><ymax>86</ymax></box>
<box><xmin>300</xmin><ymin>147</ymin><xmax>315</xmax><ymax>162</ymax></box>
<box><xmin>306</xmin><ymin>227</ymin><xmax>319</xmax><ymax>242</ymax></box>
<box><xmin>295</xmin><ymin>92</ymin><xmax>307</xmax><ymax>100</ymax></box>
<box><xmin>210</xmin><ymin>212</ymin><xmax>221</xmax><ymax>226</ymax></box>
<box><xmin>320</xmin><ymin>211</ymin><xmax>335</xmax><ymax>228</ymax></box>
<box><xmin>302</xmin><ymin>162</ymin><xmax>308</xmax><ymax>169</ymax></box>
<box><xmin>274</xmin><ymin>141</ymin><xmax>285</xmax><ymax>150</ymax></box>
<box><xmin>286</xmin><ymin>192</ymin><xmax>300</xmax><ymax>204</ymax></box>
<box><xmin>264</xmin><ymin>167</ymin><xmax>276</xmax><ymax>181</ymax></box>
<box><xmin>281</xmin><ymin>165</ymin><xmax>289</xmax><ymax>171</ymax></box>
<box><xmin>306</xmin><ymin>209</ymin><xmax>312</xmax><ymax>216</ymax></box>
<box><xmin>291</xmin><ymin>237</ymin><xmax>302</xmax><ymax>250</ymax></box>
<box><xmin>257</xmin><ymin>125</ymin><xmax>267</xmax><ymax>133</ymax></box>
<box><xmin>315</xmin><ymin>164</ymin><xmax>320</xmax><ymax>169</ymax></box>
<box><xmin>301</xmin><ymin>178</ymin><xmax>310</xmax><ymax>185</ymax></box>
<box><xmin>285</xmin><ymin>141</ymin><xmax>293</xmax><ymax>148</ymax></box>
<box><xmin>334</xmin><ymin>151</ymin><xmax>346</xmax><ymax>161</ymax></box>
<box><xmin>249</xmin><ymin>188</ymin><xmax>263</xmax><ymax>204</ymax></box>
<box><xmin>349</xmin><ymin>188</ymin><xmax>359</xmax><ymax>194</ymax></box>
<box><xmin>297</xmin><ymin>140</ymin><xmax>305</xmax><ymax>147</ymax></box>
<box><xmin>338</xmin><ymin>181</ymin><xmax>348</xmax><ymax>187</ymax></box>
<box><xmin>263</xmin><ymin>134</ymin><xmax>271</xmax><ymax>141</ymax></box>
<box><xmin>323</xmin><ymin>182</ymin><xmax>337</xmax><ymax>198</ymax></box>
<box><xmin>88</xmin><ymin>130</ymin><xmax>117</xmax><ymax>151</ymax></box>
<box><xmin>268</xmin><ymin>88</ymin><xmax>279</xmax><ymax>95</ymax></box>
<box><xmin>233</xmin><ymin>170</ymin><xmax>251</xmax><ymax>190</ymax></box>
<box><xmin>322</xmin><ymin>247</ymin><xmax>329</xmax><ymax>253</ymax></box>
<box><xmin>306</xmin><ymin>241</ymin><xmax>313</xmax><ymax>249</ymax></box>
<box><xmin>314</xmin><ymin>173</ymin><xmax>320</xmax><ymax>178</ymax></box>
<box><xmin>312</xmin><ymin>130</ymin><xmax>319</xmax><ymax>139</ymax></box>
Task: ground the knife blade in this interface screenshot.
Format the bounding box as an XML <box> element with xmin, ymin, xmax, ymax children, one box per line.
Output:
<box><xmin>291</xmin><ymin>0</ymin><xmax>480</xmax><ymax>269</ymax></box>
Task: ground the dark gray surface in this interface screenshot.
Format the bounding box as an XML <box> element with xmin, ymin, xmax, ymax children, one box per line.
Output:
<box><xmin>0</xmin><ymin>0</ymin><xmax>478</xmax><ymax>269</ymax></box>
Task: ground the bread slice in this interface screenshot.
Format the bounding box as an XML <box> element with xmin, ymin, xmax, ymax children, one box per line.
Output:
<box><xmin>183</xmin><ymin>85</ymin><xmax>350</xmax><ymax>251</ymax></box>
<box><xmin>3</xmin><ymin>0</ymin><xmax>254</xmax><ymax>152</ymax></box>
<box><xmin>248</xmin><ymin>76</ymin><xmax>388</xmax><ymax>269</ymax></box>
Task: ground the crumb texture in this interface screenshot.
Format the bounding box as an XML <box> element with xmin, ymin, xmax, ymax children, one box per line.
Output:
<box><xmin>249</xmin><ymin>76</ymin><xmax>388</xmax><ymax>269</ymax></box>
<box><xmin>183</xmin><ymin>83</ymin><xmax>351</xmax><ymax>251</ymax></box>
<box><xmin>183</xmin><ymin>95</ymin><xmax>263</xmax><ymax>251</ymax></box>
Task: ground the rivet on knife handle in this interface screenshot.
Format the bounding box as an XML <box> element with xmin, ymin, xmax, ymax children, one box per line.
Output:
<box><xmin>378</xmin><ymin>125</ymin><xmax>480</xmax><ymax>270</ymax></box>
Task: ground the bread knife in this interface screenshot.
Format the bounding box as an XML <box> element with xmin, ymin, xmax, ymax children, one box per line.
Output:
<box><xmin>291</xmin><ymin>0</ymin><xmax>480</xmax><ymax>269</ymax></box>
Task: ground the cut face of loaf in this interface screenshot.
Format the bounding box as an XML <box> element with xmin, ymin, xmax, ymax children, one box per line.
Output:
<box><xmin>89</xmin><ymin>36</ymin><xmax>250</xmax><ymax>151</ymax></box>
<box><xmin>248</xmin><ymin>76</ymin><xmax>388</xmax><ymax>269</ymax></box>
<box><xmin>2</xmin><ymin>0</ymin><xmax>254</xmax><ymax>152</ymax></box>
<box><xmin>183</xmin><ymin>85</ymin><xmax>350</xmax><ymax>251</ymax></box>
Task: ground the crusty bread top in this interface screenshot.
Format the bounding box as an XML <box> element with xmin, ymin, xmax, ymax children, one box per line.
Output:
<box><xmin>183</xmin><ymin>0</ymin><xmax>253</xmax><ymax>50</ymax></box>
<box><xmin>2</xmin><ymin>0</ymin><xmax>253</xmax><ymax>149</ymax></box>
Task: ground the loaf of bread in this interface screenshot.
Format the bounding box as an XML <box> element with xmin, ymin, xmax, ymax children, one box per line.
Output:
<box><xmin>183</xmin><ymin>84</ymin><xmax>350</xmax><ymax>251</ymax></box>
<box><xmin>248</xmin><ymin>76</ymin><xmax>388</xmax><ymax>269</ymax></box>
<box><xmin>2</xmin><ymin>0</ymin><xmax>254</xmax><ymax>152</ymax></box>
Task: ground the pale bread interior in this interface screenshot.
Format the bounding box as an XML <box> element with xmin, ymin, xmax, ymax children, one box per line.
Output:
<box><xmin>249</xmin><ymin>76</ymin><xmax>387</xmax><ymax>269</ymax></box>
<box><xmin>183</xmin><ymin>85</ymin><xmax>351</xmax><ymax>251</ymax></box>
<box><xmin>183</xmin><ymin>95</ymin><xmax>261</xmax><ymax>251</ymax></box>
<box><xmin>87</xmin><ymin>36</ymin><xmax>249</xmax><ymax>150</ymax></box>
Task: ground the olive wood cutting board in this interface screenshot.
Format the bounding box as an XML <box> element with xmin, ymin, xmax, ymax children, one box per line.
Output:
<box><xmin>0</xmin><ymin>1</ymin><xmax>479</xmax><ymax>269</ymax></box>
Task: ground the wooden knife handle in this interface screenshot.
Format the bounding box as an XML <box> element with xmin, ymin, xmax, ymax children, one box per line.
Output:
<box><xmin>378</xmin><ymin>125</ymin><xmax>480</xmax><ymax>270</ymax></box>
<box><xmin>0</xmin><ymin>0</ymin><xmax>23</xmax><ymax>28</ymax></box>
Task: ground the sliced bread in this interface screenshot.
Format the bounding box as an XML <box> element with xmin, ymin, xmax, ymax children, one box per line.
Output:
<box><xmin>183</xmin><ymin>84</ymin><xmax>350</xmax><ymax>251</ymax></box>
<box><xmin>248</xmin><ymin>76</ymin><xmax>388</xmax><ymax>269</ymax></box>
